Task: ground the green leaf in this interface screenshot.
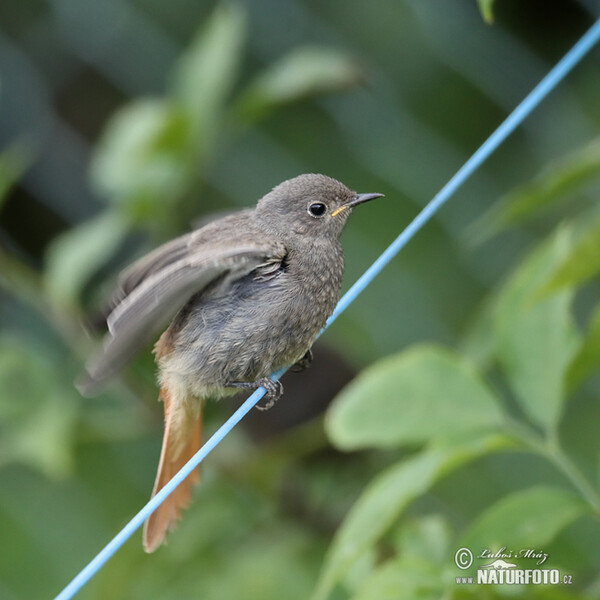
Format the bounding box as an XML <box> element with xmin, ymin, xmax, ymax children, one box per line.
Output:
<box><xmin>235</xmin><ymin>46</ymin><xmax>363</xmax><ymax>122</ymax></box>
<box><xmin>91</xmin><ymin>99</ymin><xmax>191</xmax><ymax>216</ymax></box>
<box><xmin>394</xmin><ymin>515</ymin><xmax>453</xmax><ymax>566</ymax></box>
<box><xmin>458</xmin><ymin>486</ymin><xmax>586</xmax><ymax>562</ymax></box>
<box><xmin>326</xmin><ymin>345</ymin><xmax>503</xmax><ymax>451</ymax></box>
<box><xmin>471</xmin><ymin>137</ymin><xmax>600</xmax><ymax>243</ymax></box>
<box><xmin>460</xmin><ymin>296</ymin><xmax>497</xmax><ymax>372</ymax></box>
<box><xmin>494</xmin><ymin>228</ymin><xmax>580</xmax><ymax>431</ymax></box>
<box><xmin>44</xmin><ymin>210</ymin><xmax>129</xmax><ymax>308</ymax></box>
<box><xmin>566</xmin><ymin>300</ymin><xmax>600</xmax><ymax>392</ymax></box>
<box><xmin>0</xmin><ymin>143</ymin><xmax>33</xmax><ymax>211</ymax></box>
<box><xmin>477</xmin><ymin>0</ymin><xmax>495</xmax><ymax>24</ymax></box>
<box><xmin>537</xmin><ymin>217</ymin><xmax>600</xmax><ymax>296</ymax></box>
<box><xmin>170</xmin><ymin>2</ymin><xmax>246</xmax><ymax>146</ymax></box>
<box><xmin>350</xmin><ymin>556</ymin><xmax>441</xmax><ymax>600</ymax></box>
<box><xmin>0</xmin><ymin>338</ymin><xmax>79</xmax><ymax>478</ymax></box>
<box><xmin>311</xmin><ymin>432</ymin><xmax>512</xmax><ymax>600</ymax></box>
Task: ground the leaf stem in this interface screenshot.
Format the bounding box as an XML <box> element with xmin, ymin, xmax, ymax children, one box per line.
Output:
<box><xmin>546</xmin><ymin>440</ymin><xmax>600</xmax><ymax>514</ymax></box>
<box><xmin>504</xmin><ymin>417</ymin><xmax>600</xmax><ymax>514</ymax></box>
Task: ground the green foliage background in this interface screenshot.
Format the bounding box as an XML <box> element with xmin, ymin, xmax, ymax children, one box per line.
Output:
<box><xmin>1</xmin><ymin>1</ymin><xmax>600</xmax><ymax>599</ymax></box>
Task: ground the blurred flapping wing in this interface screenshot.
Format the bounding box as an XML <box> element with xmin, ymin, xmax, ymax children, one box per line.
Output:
<box><xmin>78</xmin><ymin>238</ymin><xmax>284</xmax><ymax>395</ymax></box>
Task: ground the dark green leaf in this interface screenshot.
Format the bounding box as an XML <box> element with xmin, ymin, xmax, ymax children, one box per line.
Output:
<box><xmin>0</xmin><ymin>338</ymin><xmax>79</xmax><ymax>478</ymax></box>
<box><xmin>494</xmin><ymin>228</ymin><xmax>580</xmax><ymax>431</ymax></box>
<box><xmin>566</xmin><ymin>300</ymin><xmax>600</xmax><ymax>392</ymax></box>
<box><xmin>44</xmin><ymin>210</ymin><xmax>129</xmax><ymax>307</ymax></box>
<box><xmin>537</xmin><ymin>217</ymin><xmax>600</xmax><ymax>296</ymax></box>
<box><xmin>460</xmin><ymin>296</ymin><xmax>497</xmax><ymax>372</ymax></box>
<box><xmin>350</xmin><ymin>556</ymin><xmax>441</xmax><ymax>600</ymax></box>
<box><xmin>235</xmin><ymin>46</ymin><xmax>363</xmax><ymax>123</ymax></box>
<box><xmin>170</xmin><ymin>3</ymin><xmax>246</xmax><ymax>147</ymax></box>
<box><xmin>90</xmin><ymin>99</ymin><xmax>190</xmax><ymax>215</ymax></box>
<box><xmin>0</xmin><ymin>143</ymin><xmax>33</xmax><ymax>211</ymax></box>
<box><xmin>311</xmin><ymin>433</ymin><xmax>512</xmax><ymax>600</ymax></box>
<box><xmin>326</xmin><ymin>345</ymin><xmax>503</xmax><ymax>451</ymax></box>
<box><xmin>394</xmin><ymin>515</ymin><xmax>453</xmax><ymax>566</ymax></box>
<box><xmin>471</xmin><ymin>137</ymin><xmax>600</xmax><ymax>243</ymax></box>
<box><xmin>458</xmin><ymin>486</ymin><xmax>586</xmax><ymax>562</ymax></box>
<box><xmin>477</xmin><ymin>0</ymin><xmax>495</xmax><ymax>24</ymax></box>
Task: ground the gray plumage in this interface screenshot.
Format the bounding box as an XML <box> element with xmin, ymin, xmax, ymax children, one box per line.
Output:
<box><xmin>80</xmin><ymin>174</ymin><xmax>381</xmax><ymax>397</ymax></box>
<box><xmin>77</xmin><ymin>173</ymin><xmax>382</xmax><ymax>551</ymax></box>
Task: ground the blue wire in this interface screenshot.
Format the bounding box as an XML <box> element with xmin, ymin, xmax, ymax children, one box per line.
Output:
<box><xmin>327</xmin><ymin>19</ymin><xmax>600</xmax><ymax>325</ymax></box>
<box><xmin>54</xmin><ymin>17</ymin><xmax>600</xmax><ymax>600</ymax></box>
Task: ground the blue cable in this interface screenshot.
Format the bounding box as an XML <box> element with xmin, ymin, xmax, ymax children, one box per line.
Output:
<box><xmin>54</xmin><ymin>17</ymin><xmax>600</xmax><ymax>600</ymax></box>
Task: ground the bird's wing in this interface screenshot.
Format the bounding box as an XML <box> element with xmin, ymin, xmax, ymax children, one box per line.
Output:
<box><xmin>78</xmin><ymin>240</ymin><xmax>285</xmax><ymax>395</ymax></box>
<box><xmin>113</xmin><ymin>210</ymin><xmax>255</xmax><ymax>301</ymax></box>
<box><xmin>115</xmin><ymin>232</ymin><xmax>196</xmax><ymax>301</ymax></box>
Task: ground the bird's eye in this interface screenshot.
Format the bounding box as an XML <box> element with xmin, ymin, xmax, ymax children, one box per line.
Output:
<box><xmin>308</xmin><ymin>202</ymin><xmax>327</xmax><ymax>217</ymax></box>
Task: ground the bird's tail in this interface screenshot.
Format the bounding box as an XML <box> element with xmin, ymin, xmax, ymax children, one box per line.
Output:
<box><xmin>142</xmin><ymin>384</ymin><xmax>202</xmax><ymax>553</ymax></box>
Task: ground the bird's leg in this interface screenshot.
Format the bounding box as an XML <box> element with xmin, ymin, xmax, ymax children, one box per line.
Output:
<box><xmin>290</xmin><ymin>349</ymin><xmax>313</xmax><ymax>373</ymax></box>
<box><xmin>227</xmin><ymin>377</ymin><xmax>284</xmax><ymax>411</ymax></box>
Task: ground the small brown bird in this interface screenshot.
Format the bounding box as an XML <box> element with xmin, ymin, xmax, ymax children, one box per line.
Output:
<box><xmin>78</xmin><ymin>174</ymin><xmax>382</xmax><ymax>552</ymax></box>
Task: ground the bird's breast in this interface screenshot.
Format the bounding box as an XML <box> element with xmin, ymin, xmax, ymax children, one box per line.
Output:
<box><xmin>162</xmin><ymin>241</ymin><xmax>344</xmax><ymax>387</ymax></box>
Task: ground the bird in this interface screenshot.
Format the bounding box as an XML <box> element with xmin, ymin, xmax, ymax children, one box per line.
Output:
<box><xmin>77</xmin><ymin>173</ymin><xmax>383</xmax><ymax>552</ymax></box>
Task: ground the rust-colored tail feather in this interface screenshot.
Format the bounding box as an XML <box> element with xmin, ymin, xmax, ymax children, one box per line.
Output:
<box><xmin>143</xmin><ymin>385</ymin><xmax>202</xmax><ymax>553</ymax></box>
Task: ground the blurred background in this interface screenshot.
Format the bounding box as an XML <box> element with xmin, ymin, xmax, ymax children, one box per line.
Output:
<box><xmin>1</xmin><ymin>1</ymin><xmax>600</xmax><ymax>599</ymax></box>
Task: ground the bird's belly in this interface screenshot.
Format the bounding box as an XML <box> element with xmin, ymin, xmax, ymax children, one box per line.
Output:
<box><xmin>160</xmin><ymin>273</ymin><xmax>339</xmax><ymax>395</ymax></box>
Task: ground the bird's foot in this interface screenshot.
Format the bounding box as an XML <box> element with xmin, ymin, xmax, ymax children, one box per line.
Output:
<box><xmin>228</xmin><ymin>377</ymin><xmax>283</xmax><ymax>411</ymax></box>
<box><xmin>290</xmin><ymin>349</ymin><xmax>313</xmax><ymax>373</ymax></box>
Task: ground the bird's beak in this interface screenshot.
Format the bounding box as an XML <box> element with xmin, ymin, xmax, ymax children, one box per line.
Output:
<box><xmin>346</xmin><ymin>192</ymin><xmax>385</xmax><ymax>208</ymax></box>
<box><xmin>332</xmin><ymin>192</ymin><xmax>384</xmax><ymax>217</ymax></box>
